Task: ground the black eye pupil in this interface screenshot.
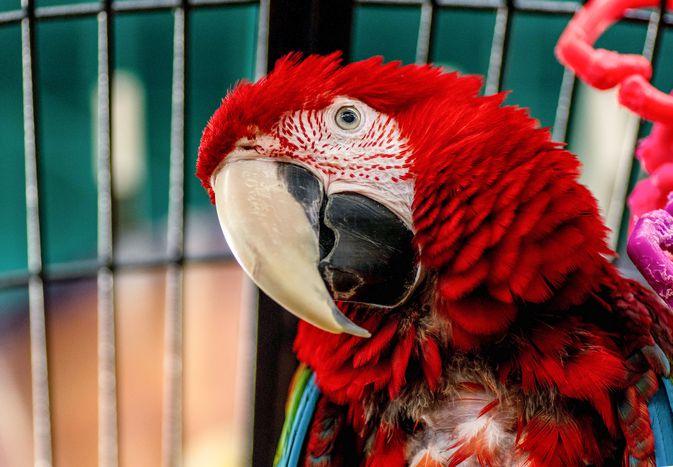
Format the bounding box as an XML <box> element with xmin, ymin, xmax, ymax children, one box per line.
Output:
<box><xmin>341</xmin><ymin>111</ymin><xmax>356</xmax><ymax>124</ymax></box>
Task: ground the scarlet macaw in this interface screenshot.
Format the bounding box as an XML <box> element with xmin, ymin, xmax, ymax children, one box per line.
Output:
<box><xmin>197</xmin><ymin>54</ymin><xmax>673</xmax><ymax>466</ymax></box>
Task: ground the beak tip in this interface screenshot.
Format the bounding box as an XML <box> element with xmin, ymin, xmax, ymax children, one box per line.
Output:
<box><xmin>353</xmin><ymin>328</ymin><xmax>372</xmax><ymax>338</ymax></box>
<box><xmin>332</xmin><ymin>311</ymin><xmax>371</xmax><ymax>338</ymax></box>
<box><xmin>341</xmin><ymin>326</ymin><xmax>371</xmax><ymax>338</ymax></box>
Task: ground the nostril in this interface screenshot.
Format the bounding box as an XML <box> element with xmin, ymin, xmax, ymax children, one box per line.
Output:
<box><xmin>236</xmin><ymin>138</ymin><xmax>257</xmax><ymax>151</ymax></box>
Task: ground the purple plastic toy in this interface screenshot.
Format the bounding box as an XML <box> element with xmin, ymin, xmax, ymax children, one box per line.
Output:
<box><xmin>628</xmin><ymin>194</ymin><xmax>673</xmax><ymax>307</ymax></box>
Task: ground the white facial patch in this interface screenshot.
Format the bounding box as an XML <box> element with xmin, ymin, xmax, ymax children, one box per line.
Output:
<box><xmin>255</xmin><ymin>97</ymin><xmax>415</xmax><ymax>228</ymax></box>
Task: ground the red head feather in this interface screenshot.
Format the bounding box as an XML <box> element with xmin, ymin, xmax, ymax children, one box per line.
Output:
<box><xmin>198</xmin><ymin>54</ymin><xmax>612</xmax><ymax>349</ymax></box>
<box><xmin>196</xmin><ymin>52</ymin><xmax>480</xmax><ymax>202</ymax></box>
<box><xmin>198</xmin><ymin>55</ymin><xmax>659</xmax><ymax>467</ymax></box>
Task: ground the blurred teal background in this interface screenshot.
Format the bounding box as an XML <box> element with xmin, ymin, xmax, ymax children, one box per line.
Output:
<box><xmin>1</xmin><ymin>2</ymin><xmax>258</xmax><ymax>275</ymax></box>
<box><xmin>1</xmin><ymin>1</ymin><xmax>672</xmax><ymax>277</ymax></box>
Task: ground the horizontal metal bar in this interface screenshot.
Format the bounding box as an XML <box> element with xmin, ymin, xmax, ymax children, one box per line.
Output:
<box><xmin>436</xmin><ymin>0</ymin><xmax>501</xmax><ymax>9</ymax></box>
<box><xmin>189</xmin><ymin>0</ymin><xmax>256</xmax><ymax>7</ymax></box>
<box><xmin>357</xmin><ymin>0</ymin><xmax>424</xmax><ymax>4</ymax></box>
<box><xmin>37</xmin><ymin>2</ymin><xmax>101</xmax><ymax>18</ymax></box>
<box><xmin>0</xmin><ymin>0</ymin><xmax>257</xmax><ymax>25</ymax></box>
<box><xmin>358</xmin><ymin>0</ymin><xmax>503</xmax><ymax>7</ymax></box>
<box><xmin>0</xmin><ymin>272</ymin><xmax>34</xmax><ymax>290</ymax></box>
<box><xmin>113</xmin><ymin>0</ymin><xmax>183</xmax><ymax>13</ymax></box>
<box><xmin>356</xmin><ymin>0</ymin><xmax>673</xmax><ymax>23</ymax></box>
<box><xmin>0</xmin><ymin>252</ymin><xmax>236</xmax><ymax>290</ymax></box>
<box><xmin>0</xmin><ymin>10</ymin><xmax>26</xmax><ymax>23</ymax></box>
<box><xmin>116</xmin><ymin>0</ymin><xmax>255</xmax><ymax>13</ymax></box>
<box><xmin>0</xmin><ymin>0</ymin><xmax>668</xmax><ymax>25</ymax></box>
<box><xmin>513</xmin><ymin>0</ymin><xmax>578</xmax><ymax>14</ymax></box>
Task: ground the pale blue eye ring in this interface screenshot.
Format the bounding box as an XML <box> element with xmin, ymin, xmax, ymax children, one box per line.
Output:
<box><xmin>335</xmin><ymin>106</ymin><xmax>361</xmax><ymax>130</ymax></box>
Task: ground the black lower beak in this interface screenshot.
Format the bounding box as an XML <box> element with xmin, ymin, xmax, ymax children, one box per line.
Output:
<box><xmin>318</xmin><ymin>193</ymin><xmax>419</xmax><ymax>307</ymax></box>
<box><xmin>280</xmin><ymin>163</ymin><xmax>419</xmax><ymax>308</ymax></box>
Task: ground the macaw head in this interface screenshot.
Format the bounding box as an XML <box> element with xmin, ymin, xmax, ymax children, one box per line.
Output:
<box><xmin>197</xmin><ymin>54</ymin><xmax>607</xmax><ymax>345</ymax></box>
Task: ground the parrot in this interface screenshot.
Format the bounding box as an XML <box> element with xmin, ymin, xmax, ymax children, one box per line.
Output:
<box><xmin>196</xmin><ymin>53</ymin><xmax>673</xmax><ymax>466</ymax></box>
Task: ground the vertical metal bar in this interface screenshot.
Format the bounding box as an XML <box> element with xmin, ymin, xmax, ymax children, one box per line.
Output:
<box><xmin>484</xmin><ymin>0</ymin><xmax>513</xmax><ymax>95</ymax></box>
<box><xmin>552</xmin><ymin>67</ymin><xmax>577</xmax><ymax>142</ymax></box>
<box><xmin>161</xmin><ymin>5</ymin><xmax>188</xmax><ymax>467</ymax></box>
<box><xmin>613</xmin><ymin>3</ymin><xmax>667</xmax><ymax>253</ymax></box>
<box><xmin>21</xmin><ymin>0</ymin><xmax>54</xmax><ymax>465</ymax></box>
<box><xmin>97</xmin><ymin>1</ymin><xmax>119</xmax><ymax>466</ymax></box>
<box><xmin>253</xmin><ymin>2</ymin><xmax>352</xmax><ymax>464</ymax></box>
<box><xmin>255</xmin><ymin>0</ymin><xmax>270</xmax><ymax>80</ymax></box>
<box><xmin>236</xmin><ymin>2</ymin><xmax>271</xmax><ymax>464</ymax></box>
<box><xmin>415</xmin><ymin>0</ymin><xmax>434</xmax><ymax>64</ymax></box>
<box><xmin>233</xmin><ymin>277</ymin><xmax>258</xmax><ymax>466</ymax></box>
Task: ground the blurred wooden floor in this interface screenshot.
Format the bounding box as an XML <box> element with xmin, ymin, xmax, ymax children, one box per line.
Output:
<box><xmin>0</xmin><ymin>262</ymin><xmax>250</xmax><ymax>467</ymax></box>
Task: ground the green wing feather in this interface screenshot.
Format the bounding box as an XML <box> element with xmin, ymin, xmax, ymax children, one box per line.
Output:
<box><xmin>274</xmin><ymin>364</ymin><xmax>313</xmax><ymax>466</ymax></box>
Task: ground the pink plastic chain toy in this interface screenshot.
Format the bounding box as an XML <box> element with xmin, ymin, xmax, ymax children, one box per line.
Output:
<box><xmin>556</xmin><ymin>0</ymin><xmax>673</xmax><ymax>121</ymax></box>
<box><xmin>556</xmin><ymin>0</ymin><xmax>673</xmax><ymax>294</ymax></box>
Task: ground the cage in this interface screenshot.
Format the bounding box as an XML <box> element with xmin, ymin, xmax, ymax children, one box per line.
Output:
<box><xmin>0</xmin><ymin>0</ymin><xmax>672</xmax><ymax>466</ymax></box>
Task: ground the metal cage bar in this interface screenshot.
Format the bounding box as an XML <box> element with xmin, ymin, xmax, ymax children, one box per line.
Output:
<box><xmin>21</xmin><ymin>0</ymin><xmax>54</xmax><ymax>465</ymax></box>
<box><xmin>552</xmin><ymin>68</ymin><xmax>577</xmax><ymax>143</ymax></box>
<box><xmin>0</xmin><ymin>0</ymin><xmax>259</xmax><ymax>25</ymax></box>
<box><xmin>484</xmin><ymin>0</ymin><xmax>513</xmax><ymax>95</ymax></box>
<box><xmin>160</xmin><ymin>3</ymin><xmax>188</xmax><ymax>467</ymax></box>
<box><xmin>3</xmin><ymin>0</ymin><xmax>672</xmax><ymax>25</ymax></box>
<box><xmin>354</xmin><ymin>0</ymin><xmax>673</xmax><ymax>22</ymax></box>
<box><xmin>0</xmin><ymin>252</ymin><xmax>236</xmax><ymax>290</ymax></box>
<box><xmin>255</xmin><ymin>0</ymin><xmax>271</xmax><ymax>80</ymax></box>
<box><xmin>96</xmin><ymin>1</ymin><xmax>119</xmax><ymax>466</ymax></box>
<box><xmin>415</xmin><ymin>0</ymin><xmax>435</xmax><ymax>64</ymax></box>
<box><xmin>406</xmin><ymin>0</ymin><xmax>580</xmax><ymax>136</ymax></box>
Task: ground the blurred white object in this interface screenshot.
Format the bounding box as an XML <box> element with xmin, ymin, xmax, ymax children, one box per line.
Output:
<box><xmin>570</xmin><ymin>82</ymin><xmax>639</xmax><ymax>249</ymax></box>
<box><xmin>92</xmin><ymin>71</ymin><xmax>147</xmax><ymax>200</ymax></box>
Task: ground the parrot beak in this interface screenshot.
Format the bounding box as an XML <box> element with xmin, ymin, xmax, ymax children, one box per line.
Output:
<box><xmin>212</xmin><ymin>158</ymin><xmax>371</xmax><ymax>338</ymax></box>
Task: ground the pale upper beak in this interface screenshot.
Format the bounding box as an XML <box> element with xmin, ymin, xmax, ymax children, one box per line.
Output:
<box><xmin>212</xmin><ymin>158</ymin><xmax>371</xmax><ymax>337</ymax></box>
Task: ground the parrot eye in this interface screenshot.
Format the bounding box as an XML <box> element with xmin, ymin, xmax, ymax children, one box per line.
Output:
<box><xmin>335</xmin><ymin>106</ymin><xmax>362</xmax><ymax>131</ymax></box>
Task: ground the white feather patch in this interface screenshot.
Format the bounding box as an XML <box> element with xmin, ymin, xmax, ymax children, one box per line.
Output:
<box><xmin>252</xmin><ymin>97</ymin><xmax>416</xmax><ymax>228</ymax></box>
<box><xmin>407</xmin><ymin>385</ymin><xmax>527</xmax><ymax>466</ymax></box>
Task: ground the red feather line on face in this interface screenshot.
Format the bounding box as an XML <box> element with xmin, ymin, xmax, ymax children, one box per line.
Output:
<box><xmin>196</xmin><ymin>52</ymin><xmax>479</xmax><ymax>202</ymax></box>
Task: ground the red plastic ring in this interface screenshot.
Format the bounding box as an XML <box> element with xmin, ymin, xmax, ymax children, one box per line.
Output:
<box><xmin>556</xmin><ymin>0</ymin><xmax>673</xmax><ymax>124</ymax></box>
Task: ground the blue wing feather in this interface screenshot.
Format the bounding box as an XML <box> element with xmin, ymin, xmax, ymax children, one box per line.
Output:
<box><xmin>275</xmin><ymin>371</ymin><xmax>321</xmax><ymax>467</ymax></box>
<box><xmin>273</xmin><ymin>369</ymin><xmax>672</xmax><ymax>466</ymax></box>
<box><xmin>650</xmin><ymin>378</ymin><xmax>673</xmax><ymax>466</ymax></box>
